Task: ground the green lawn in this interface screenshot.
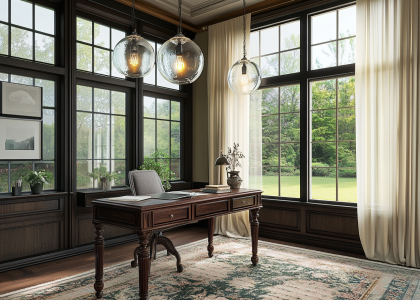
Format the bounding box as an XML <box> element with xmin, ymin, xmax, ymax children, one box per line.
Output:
<box><xmin>254</xmin><ymin>175</ymin><xmax>357</xmax><ymax>203</ymax></box>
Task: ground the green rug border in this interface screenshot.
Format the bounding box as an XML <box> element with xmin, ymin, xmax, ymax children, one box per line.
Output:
<box><xmin>1</xmin><ymin>235</ymin><xmax>419</xmax><ymax>299</ymax></box>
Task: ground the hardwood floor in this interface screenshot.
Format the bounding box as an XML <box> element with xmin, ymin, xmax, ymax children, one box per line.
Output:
<box><xmin>0</xmin><ymin>225</ymin><xmax>366</xmax><ymax>295</ymax></box>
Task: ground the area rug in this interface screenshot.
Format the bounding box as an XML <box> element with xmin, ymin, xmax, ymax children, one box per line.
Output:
<box><xmin>1</xmin><ymin>236</ymin><xmax>420</xmax><ymax>300</ymax></box>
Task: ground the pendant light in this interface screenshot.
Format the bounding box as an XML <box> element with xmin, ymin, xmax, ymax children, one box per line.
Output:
<box><xmin>227</xmin><ymin>0</ymin><xmax>261</xmax><ymax>95</ymax></box>
<box><xmin>112</xmin><ymin>0</ymin><xmax>155</xmax><ymax>78</ymax></box>
<box><xmin>157</xmin><ymin>0</ymin><xmax>204</xmax><ymax>85</ymax></box>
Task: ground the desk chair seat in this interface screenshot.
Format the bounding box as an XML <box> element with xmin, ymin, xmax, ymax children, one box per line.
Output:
<box><xmin>128</xmin><ymin>170</ymin><xmax>183</xmax><ymax>273</ymax></box>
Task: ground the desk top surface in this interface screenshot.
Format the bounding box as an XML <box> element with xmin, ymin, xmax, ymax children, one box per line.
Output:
<box><xmin>92</xmin><ymin>188</ymin><xmax>262</xmax><ymax>211</ymax></box>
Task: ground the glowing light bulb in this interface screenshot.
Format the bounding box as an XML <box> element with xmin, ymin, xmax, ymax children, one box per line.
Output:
<box><xmin>175</xmin><ymin>55</ymin><xmax>185</xmax><ymax>71</ymax></box>
<box><xmin>241</xmin><ymin>73</ymin><xmax>249</xmax><ymax>85</ymax></box>
<box><xmin>130</xmin><ymin>53</ymin><xmax>139</xmax><ymax>66</ymax></box>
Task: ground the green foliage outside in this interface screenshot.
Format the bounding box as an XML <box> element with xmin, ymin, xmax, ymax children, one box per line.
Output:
<box><xmin>139</xmin><ymin>150</ymin><xmax>175</xmax><ymax>191</ymax></box>
<box><xmin>257</xmin><ymin>175</ymin><xmax>357</xmax><ymax>202</ymax></box>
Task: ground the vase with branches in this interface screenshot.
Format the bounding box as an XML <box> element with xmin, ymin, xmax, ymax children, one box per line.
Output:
<box><xmin>225</xmin><ymin>143</ymin><xmax>245</xmax><ymax>189</ymax></box>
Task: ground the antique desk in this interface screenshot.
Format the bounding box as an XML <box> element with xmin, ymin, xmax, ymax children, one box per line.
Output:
<box><xmin>92</xmin><ymin>188</ymin><xmax>263</xmax><ymax>300</ymax></box>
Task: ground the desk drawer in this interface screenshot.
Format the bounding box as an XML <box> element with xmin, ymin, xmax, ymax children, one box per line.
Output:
<box><xmin>153</xmin><ymin>205</ymin><xmax>190</xmax><ymax>226</ymax></box>
<box><xmin>232</xmin><ymin>196</ymin><xmax>255</xmax><ymax>209</ymax></box>
<box><xmin>194</xmin><ymin>200</ymin><xmax>229</xmax><ymax>217</ymax></box>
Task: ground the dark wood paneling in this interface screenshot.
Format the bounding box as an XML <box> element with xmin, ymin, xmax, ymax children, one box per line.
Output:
<box><xmin>259</xmin><ymin>199</ymin><xmax>363</xmax><ymax>254</ymax></box>
<box><xmin>0</xmin><ymin>194</ymin><xmax>67</xmax><ymax>263</ymax></box>
<box><xmin>77</xmin><ymin>218</ymin><xmax>133</xmax><ymax>246</ymax></box>
<box><xmin>307</xmin><ymin>211</ymin><xmax>359</xmax><ymax>239</ymax></box>
<box><xmin>0</xmin><ymin>199</ymin><xmax>60</xmax><ymax>216</ymax></box>
<box><xmin>259</xmin><ymin>206</ymin><xmax>300</xmax><ymax>231</ymax></box>
<box><xmin>0</xmin><ymin>222</ymin><xmax>60</xmax><ymax>262</ymax></box>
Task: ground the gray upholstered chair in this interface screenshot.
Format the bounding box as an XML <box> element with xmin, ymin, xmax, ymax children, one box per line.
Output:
<box><xmin>128</xmin><ymin>170</ymin><xmax>182</xmax><ymax>272</ymax></box>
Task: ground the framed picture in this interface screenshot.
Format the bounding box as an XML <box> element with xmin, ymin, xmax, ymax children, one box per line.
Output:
<box><xmin>0</xmin><ymin>82</ymin><xmax>43</xmax><ymax>119</ymax></box>
<box><xmin>0</xmin><ymin>118</ymin><xmax>43</xmax><ymax>161</ymax></box>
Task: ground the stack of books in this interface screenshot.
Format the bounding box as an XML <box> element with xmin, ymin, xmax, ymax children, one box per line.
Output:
<box><xmin>201</xmin><ymin>185</ymin><xmax>231</xmax><ymax>194</ymax></box>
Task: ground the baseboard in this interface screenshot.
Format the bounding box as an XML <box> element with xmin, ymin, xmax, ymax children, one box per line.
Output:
<box><xmin>259</xmin><ymin>227</ymin><xmax>365</xmax><ymax>255</ymax></box>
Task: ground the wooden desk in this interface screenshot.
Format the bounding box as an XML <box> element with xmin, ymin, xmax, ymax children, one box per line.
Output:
<box><xmin>92</xmin><ymin>188</ymin><xmax>263</xmax><ymax>300</ymax></box>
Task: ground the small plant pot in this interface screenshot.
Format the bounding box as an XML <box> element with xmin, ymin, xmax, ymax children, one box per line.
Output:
<box><xmin>12</xmin><ymin>187</ymin><xmax>22</xmax><ymax>196</ymax></box>
<box><xmin>30</xmin><ymin>183</ymin><xmax>43</xmax><ymax>195</ymax></box>
<box><xmin>105</xmin><ymin>181</ymin><xmax>112</xmax><ymax>191</ymax></box>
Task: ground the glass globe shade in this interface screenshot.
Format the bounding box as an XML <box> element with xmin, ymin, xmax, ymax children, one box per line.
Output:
<box><xmin>157</xmin><ymin>34</ymin><xmax>204</xmax><ymax>85</ymax></box>
<box><xmin>227</xmin><ymin>58</ymin><xmax>262</xmax><ymax>95</ymax></box>
<box><xmin>112</xmin><ymin>32</ymin><xmax>155</xmax><ymax>78</ymax></box>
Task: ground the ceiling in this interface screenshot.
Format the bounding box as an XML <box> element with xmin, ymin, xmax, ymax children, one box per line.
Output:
<box><xmin>141</xmin><ymin>0</ymin><xmax>266</xmax><ymax>25</ymax></box>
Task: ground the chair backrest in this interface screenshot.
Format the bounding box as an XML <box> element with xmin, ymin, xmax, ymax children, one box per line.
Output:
<box><xmin>128</xmin><ymin>170</ymin><xmax>165</xmax><ymax>195</ymax></box>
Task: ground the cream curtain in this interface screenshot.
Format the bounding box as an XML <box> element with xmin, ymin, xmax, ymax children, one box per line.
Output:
<box><xmin>356</xmin><ymin>0</ymin><xmax>420</xmax><ymax>268</ymax></box>
<box><xmin>208</xmin><ymin>15</ymin><xmax>252</xmax><ymax>238</ymax></box>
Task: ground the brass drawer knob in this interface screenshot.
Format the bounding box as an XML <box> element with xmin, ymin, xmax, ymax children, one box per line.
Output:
<box><xmin>170</xmin><ymin>214</ymin><xmax>174</xmax><ymax>218</ymax></box>
<box><xmin>242</xmin><ymin>201</ymin><xmax>246</xmax><ymax>204</ymax></box>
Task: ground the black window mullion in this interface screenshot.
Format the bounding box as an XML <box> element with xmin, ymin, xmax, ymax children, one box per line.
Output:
<box><xmin>300</xmin><ymin>13</ymin><xmax>309</xmax><ymax>202</ymax></box>
<box><xmin>335</xmin><ymin>78</ymin><xmax>339</xmax><ymax>201</ymax></box>
<box><xmin>91</xmin><ymin>87</ymin><xmax>95</xmax><ymax>188</ymax></box>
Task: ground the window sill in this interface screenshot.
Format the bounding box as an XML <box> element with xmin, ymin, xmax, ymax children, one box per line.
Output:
<box><xmin>0</xmin><ymin>191</ymin><xmax>68</xmax><ymax>201</ymax></box>
<box><xmin>77</xmin><ymin>187</ymin><xmax>131</xmax><ymax>207</ymax></box>
<box><xmin>261</xmin><ymin>196</ymin><xmax>357</xmax><ymax>208</ymax></box>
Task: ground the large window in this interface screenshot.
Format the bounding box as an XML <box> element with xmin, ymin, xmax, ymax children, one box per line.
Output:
<box><xmin>76</xmin><ymin>85</ymin><xmax>127</xmax><ymax>189</ymax></box>
<box><xmin>252</xmin><ymin>2</ymin><xmax>356</xmax><ymax>203</ymax></box>
<box><xmin>310</xmin><ymin>6</ymin><xmax>356</xmax><ymax>70</ymax></box>
<box><xmin>310</xmin><ymin>76</ymin><xmax>356</xmax><ymax>202</ymax></box>
<box><xmin>0</xmin><ymin>72</ymin><xmax>56</xmax><ymax>193</ymax></box>
<box><xmin>261</xmin><ymin>85</ymin><xmax>300</xmax><ymax>197</ymax></box>
<box><xmin>76</xmin><ymin>16</ymin><xmax>125</xmax><ymax>78</ymax></box>
<box><xmin>143</xmin><ymin>40</ymin><xmax>179</xmax><ymax>90</ymax></box>
<box><xmin>143</xmin><ymin>96</ymin><xmax>181</xmax><ymax>180</ymax></box>
<box><xmin>0</xmin><ymin>0</ymin><xmax>56</xmax><ymax>64</ymax></box>
<box><xmin>250</xmin><ymin>20</ymin><xmax>300</xmax><ymax>77</ymax></box>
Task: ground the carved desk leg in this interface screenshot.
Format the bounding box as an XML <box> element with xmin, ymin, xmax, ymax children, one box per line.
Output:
<box><xmin>137</xmin><ymin>231</ymin><xmax>151</xmax><ymax>300</ymax></box>
<box><xmin>250</xmin><ymin>208</ymin><xmax>260</xmax><ymax>266</ymax></box>
<box><xmin>207</xmin><ymin>217</ymin><xmax>215</xmax><ymax>257</ymax></box>
<box><xmin>93</xmin><ymin>221</ymin><xmax>105</xmax><ymax>299</ymax></box>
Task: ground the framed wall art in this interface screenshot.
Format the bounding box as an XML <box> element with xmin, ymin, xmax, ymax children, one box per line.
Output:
<box><xmin>0</xmin><ymin>118</ymin><xmax>43</xmax><ymax>161</ymax></box>
<box><xmin>0</xmin><ymin>82</ymin><xmax>43</xmax><ymax>119</ymax></box>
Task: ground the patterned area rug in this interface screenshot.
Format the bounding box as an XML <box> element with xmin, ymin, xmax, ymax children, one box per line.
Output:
<box><xmin>1</xmin><ymin>236</ymin><xmax>420</xmax><ymax>300</ymax></box>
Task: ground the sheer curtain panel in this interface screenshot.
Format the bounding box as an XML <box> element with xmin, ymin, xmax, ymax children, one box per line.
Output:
<box><xmin>356</xmin><ymin>0</ymin><xmax>420</xmax><ymax>268</ymax></box>
<box><xmin>208</xmin><ymin>15</ymin><xmax>252</xmax><ymax>238</ymax></box>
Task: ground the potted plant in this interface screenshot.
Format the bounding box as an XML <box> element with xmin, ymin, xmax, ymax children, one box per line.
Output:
<box><xmin>88</xmin><ymin>164</ymin><xmax>117</xmax><ymax>190</ymax></box>
<box><xmin>139</xmin><ymin>150</ymin><xmax>175</xmax><ymax>191</ymax></box>
<box><xmin>24</xmin><ymin>170</ymin><xmax>50</xmax><ymax>195</ymax></box>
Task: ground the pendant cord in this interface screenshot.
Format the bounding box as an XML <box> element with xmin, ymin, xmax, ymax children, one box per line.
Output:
<box><xmin>243</xmin><ymin>0</ymin><xmax>246</xmax><ymax>58</ymax></box>
<box><xmin>178</xmin><ymin>0</ymin><xmax>183</xmax><ymax>34</ymax></box>
<box><xmin>131</xmin><ymin>0</ymin><xmax>135</xmax><ymax>32</ymax></box>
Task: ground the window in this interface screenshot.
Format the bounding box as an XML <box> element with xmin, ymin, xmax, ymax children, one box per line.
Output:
<box><xmin>310</xmin><ymin>6</ymin><xmax>356</xmax><ymax>70</ymax></box>
<box><xmin>259</xmin><ymin>85</ymin><xmax>300</xmax><ymax>197</ymax></box>
<box><xmin>76</xmin><ymin>17</ymin><xmax>125</xmax><ymax>78</ymax></box>
<box><xmin>250</xmin><ymin>20</ymin><xmax>300</xmax><ymax>78</ymax></box>
<box><xmin>76</xmin><ymin>85</ymin><xmax>127</xmax><ymax>189</ymax></box>
<box><xmin>0</xmin><ymin>72</ymin><xmax>56</xmax><ymax>193</ymax></box>
<box><xmin>143</xmin><ymin>96</ymin><xmax>181</xmax><ymax>180</ymax></box>
<box><xmin>144</xmin><ymin>40</ymin><xmax>179</xmax><ymax>90</ymax></box>
<box><xmin>251</xmin><ymin>2</ymin><xmax>356</xmax><ymax>203</ymax></box>
<box><xmin>310</xmin><ymin>76</ymin><xmax>356</xmax><ymax>202</ymax></box>
<box><xmin>0</xmin><ymin>0</ymin><xmax>56</xmax><ymax>64</ymax></box>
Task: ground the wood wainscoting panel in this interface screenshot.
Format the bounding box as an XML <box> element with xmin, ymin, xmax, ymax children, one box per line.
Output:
<box><xmin>307</xmin><ymin>211</ymin><xmax>359</xmax><ymax>240</ymax></box>
<box><xmin>259</xmin><ymin>199</ymin><xmax>363</xmax><ymax>254</ymax></box>
<box><xmin>259</xmin><ymin>206</ymin><xmax>300</xmax><ymax>231</ymax></box>
<box><xmin>77</xmin><ymin>217</ymin><xmax>134</xmax><ymax>246</ymax></box>
<box><xmin>0</xmin><ymin>222</ymin><xmax>60</xmax><ymax>263</ymax></box>
<box><xmin>0</xmin><ymin>199</ymin><xmax>60</xmax><ymax>216</ymax></box>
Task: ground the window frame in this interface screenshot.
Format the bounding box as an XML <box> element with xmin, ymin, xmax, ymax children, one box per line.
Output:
<box><xmin>0</xmin><ymin>65</ymin><xmax>60</xmax><ymax>193</ymax></box>
<box><xmin>75</xmin><ymin>79</ymin><xmax>132</xmax><ymax>190</ymax></box>
<box><xmin>251</xmin><ymin>0</ymin><xmax>356</xmax><ymax>206</ymax></box>
<box><xmin>0</xmin><ymin>0</ymin><xmax>60</xmax><ymax>65</ymax></box>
